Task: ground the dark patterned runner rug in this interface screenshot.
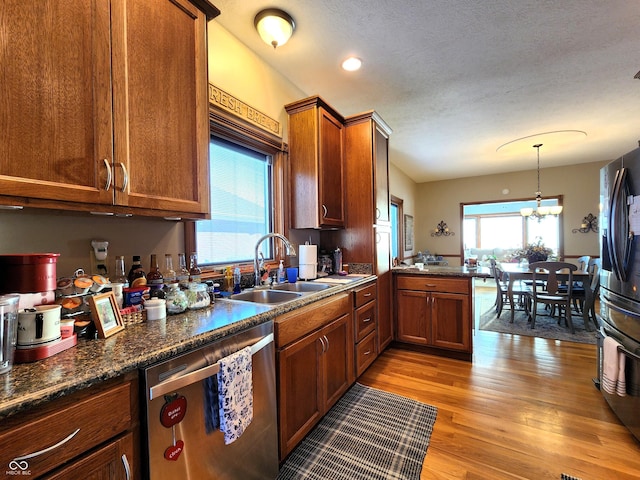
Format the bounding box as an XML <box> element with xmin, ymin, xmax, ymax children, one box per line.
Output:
<box><xmin>278</xmin><ymin>383</ymin><xmax>437</xmax><ymax>480</ymax></box>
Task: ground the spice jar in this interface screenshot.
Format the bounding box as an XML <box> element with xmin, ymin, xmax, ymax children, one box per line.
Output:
<box><xmin>187</xmin><ymin>283</ymin><xmax>210</xmax><ymax>310</ymax></box>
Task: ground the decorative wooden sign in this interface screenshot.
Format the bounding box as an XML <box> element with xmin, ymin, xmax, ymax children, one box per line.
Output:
<box><xmin>208</xmin><ymin>84</ymin><xmax>281</xmax><ymax>137</ymax></box>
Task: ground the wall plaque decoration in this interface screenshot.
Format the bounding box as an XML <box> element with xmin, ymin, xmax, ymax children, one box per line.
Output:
<box><xmin>208</xmin><ymin>84</ymin><xmax>281</xmax><ymax>137</ymax></box>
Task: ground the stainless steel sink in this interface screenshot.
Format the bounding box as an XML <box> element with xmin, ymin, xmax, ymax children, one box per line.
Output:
<box><xmin>272</xmin><ymin>282</ymin><xmax>332</xmax><ymax>293</ymax></box>
<box><xmin>230</xmin><ymin>289</ymin><xmax>302</xmax><ymax>304</ymax></box>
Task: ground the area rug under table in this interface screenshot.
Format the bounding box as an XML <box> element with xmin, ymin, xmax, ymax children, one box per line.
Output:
<box><xmin>479</xmin><ymin>306</ymin><xmax>598</xmax><ymax>344</ymax></box>
<box><xmin>278</xmin><ymin>383</ymin><xmax>438</xmax><ymax>480</ymax></box>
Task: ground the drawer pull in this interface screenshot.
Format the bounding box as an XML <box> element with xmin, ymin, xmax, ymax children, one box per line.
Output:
<box><xmin>11</xmin><ymin>428</ymin><xmax>80</xmax><ymax>463</ymax></box>
<box><xmin>425</xmin><ymin>284</ymin><xmax>437</xmax><ymax>288</ymax></box>
<box><xmin>363</xmin><ymin>317</ymin><xmax>372</xmax><ymax>323</ymax></box>
<box><xmin>363</xmin><ymin>293</ymin><xmax>372</xmax><ymax>297</ymax></box>
<box><xmin>363</xmin><ymin>350</ymin><xmax>371</xmax><ymax>356</ymax></box>
<box><xmin>122</xmin><ymin>453</ymin><xmax>131</xmax><ymax>480</ymax></box>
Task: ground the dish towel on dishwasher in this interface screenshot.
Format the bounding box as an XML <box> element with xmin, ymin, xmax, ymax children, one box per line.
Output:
<box><xmin>217</xmin><ymin>345</ymin><xmax>254</xmax><ymax>444</ymax></box>
<box><xmin>602</xmin><ymin>336</ymin><xmax>627</xmax><ymax>396</ymax></box>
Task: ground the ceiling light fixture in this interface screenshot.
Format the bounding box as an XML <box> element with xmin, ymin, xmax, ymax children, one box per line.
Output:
<box><xmin>254</xmin><ymin>9</ymin><xmax>295</xmax><ymax>49</ymax></box>
<box><xmin>341</xmin><ymin>56</ymin><xmax>362</xmax><ymax>71</ymax></box>
<box><xmin>520</xmin><ymin>144</ymin><xmax>563</xmax><ymax>219</ymax></box>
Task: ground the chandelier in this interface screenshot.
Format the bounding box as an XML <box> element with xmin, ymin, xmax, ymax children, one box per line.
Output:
<box><xmin>520</xmin><ymin>144</ymin><xmax>563</xmax><ymax>219</ymax></box>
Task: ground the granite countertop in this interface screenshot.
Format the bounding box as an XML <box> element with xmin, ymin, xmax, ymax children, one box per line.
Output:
<box><xmin>392</xmin><ymin>265</ymin><xmax>492</xmax><ymax>278</ymax></box>
<box><xmin>0</xmin><ymin>275</ymin><xmax>375</xmax><ymax>420</ymax></box>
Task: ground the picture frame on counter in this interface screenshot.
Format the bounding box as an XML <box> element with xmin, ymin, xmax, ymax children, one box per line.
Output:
<box><xmin>89</xmin><ymin>292</ymin><xmax>125</xmax><ymax>338</ymax></box>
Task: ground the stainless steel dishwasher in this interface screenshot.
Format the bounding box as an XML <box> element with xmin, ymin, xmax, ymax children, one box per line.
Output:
<box><xmin>141</xmin><ymin>321</ymin><xmax>278</xmax><ymax>479</ymax></box>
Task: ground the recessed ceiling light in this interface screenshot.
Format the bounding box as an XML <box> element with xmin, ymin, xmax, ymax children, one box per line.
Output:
<box><xmin>341</xmin><ymin>56</ymin><xmax>362</xmax><ymax>72</ymax></box>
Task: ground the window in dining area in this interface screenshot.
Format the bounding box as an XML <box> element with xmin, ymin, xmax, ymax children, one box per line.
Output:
<box><xmin>462</xmin><ymin>199</ymin><xmax>562</xmax><ymax>261</ymax></box>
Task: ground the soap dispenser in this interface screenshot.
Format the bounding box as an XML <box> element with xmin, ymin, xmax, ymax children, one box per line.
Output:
<box><xmin>278</xmin><ymin>260</ymin><xmax>285</xmax><ymax>283</ymax></box>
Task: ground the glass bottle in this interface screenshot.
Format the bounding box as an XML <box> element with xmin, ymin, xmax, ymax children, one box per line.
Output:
<box><xmin>147</xmin><ymin>254</ymin><xmax>164</xmax><ymax>296</ymax></box>
<box><xmin>177</xmin><ymin>253</ymin><xmax>190</xmax><ymax>289</ymax></box>
<box><xmin>189</xmin><ymin>252</ymin><xmax>202</xmax><ymax>284</ymax></box>
<box><xmin>162</xmin><ymin>254</ymin><xmax>177</xmax><ymax>286</ymax></box>
<box><xmin>128</xmin><ymin>255</ymin><xmax>147</xmax><ymax>287</ymax></box>
<box><xmin>112</xmin><ymin>256</ymin><xmax>129</xmax><ymax>288</ymax></box>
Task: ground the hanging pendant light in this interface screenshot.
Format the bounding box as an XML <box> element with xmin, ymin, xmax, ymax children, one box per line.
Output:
<box><xmin>520</xmin><ymin>144</ymin><xmax>562</xmax><ymax>219</ymax></box>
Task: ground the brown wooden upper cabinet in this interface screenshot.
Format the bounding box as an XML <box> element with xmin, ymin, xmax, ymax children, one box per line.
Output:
<box><xmin>285</xmin><ymin>96</ymin><xmax>345</xmax><ymax>229</ymax></box>
<box><xmin>0</xmin><ymin>0</ymin><xmax>219</xmax><ymax>218</ymax></box>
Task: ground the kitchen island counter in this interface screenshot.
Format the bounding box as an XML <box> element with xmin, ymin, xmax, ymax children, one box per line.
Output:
<box><xmin>0</xmin><ymin>275</ymin><xmax>376</xmax><ymax>420</ymax></box>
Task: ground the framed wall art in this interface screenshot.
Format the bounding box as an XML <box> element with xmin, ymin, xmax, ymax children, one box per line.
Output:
<box><xmin>404</xmin><ymin>214</ymin><xmax>414</xmax><ymax>251</ymax></box>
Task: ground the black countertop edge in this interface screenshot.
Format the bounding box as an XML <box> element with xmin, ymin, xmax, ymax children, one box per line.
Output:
<box><xmin>0</xmin><ymin>275</ymin><xmax>376</xmax><ymax>421</ymax></box>
<box><xmin>392</xmin><ymin>265</ymin><xmax>492</xmax><ymax>278</ymax></box>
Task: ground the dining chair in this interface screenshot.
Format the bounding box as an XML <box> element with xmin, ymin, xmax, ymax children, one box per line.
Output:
<box><xmin>576</xmin><ymin>255</ymin><xmax>591</xmax><ymax>272</ymax></box>
<box><xmin>581</xmin><ymin>258</ymin><xmax>601</xmax><ymax>331</ymax></box>
<box><xmin>528</xmin><ymin>261</ymin><xmax>578</xmax><ymax>333</ymax></box>
<box><xmin>569</xmin><ymin>257</ymin><xmax>596</xmax><ymax>314</ymax></box>
<box><xmin>489</xmin><ymin>259</ymin><xmax>508</xmax><ymax>317</ymax></box>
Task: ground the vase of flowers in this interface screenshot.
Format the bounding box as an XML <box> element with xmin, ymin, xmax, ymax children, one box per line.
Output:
<box><xmin>515</xmin><ymin>239</ymin><xmax>553</xmax><ymax>264</ymax></box>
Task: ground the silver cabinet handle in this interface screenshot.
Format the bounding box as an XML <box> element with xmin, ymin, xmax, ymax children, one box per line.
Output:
<box><xmin>324</xmin><ymin>334</ymin><xmax>329</xmax><ymax>351</ymax></box>
<box><xmin>118</xmin><ymin>162</ymin><xmax>129</xmax><ymax>192</ymax></box>
<box><xmin>121</xmin><ymin>453</ymin><xmax>131</xmax><ymax>480</ymax></box>
<box><xmin>103</xmin><ymin>158</ymin><xmax>112</xmax><ymax>191</ymax></box>
<box><xmin>363</xmin><ymin>293</ymin><xmax>372</xmax><ymax>297</ymax></box>
<box><xmin>362</xmin><ymin>317</ymin><xmax>372</xmax><ymax>323</ymax></box>
<box><xmin>319</xmin><ymin>335</ymin><xmax>326</xmax><ymax>353</ymax></box>
<box><xmin>375</xmin><ymin>207</ymin><xmax>380</xmax><ymax>220</ymax></box>
<box><xmin>363</xmin><ymin>350</ymin><xmax>371</xmax><ymax>356</ymax></box>
<box><xmin>322</xmin><ymin>204</ymin><xmax>327</xmax><ymax>218</ymax></box>
<box><xmin>11</xmin><ymin>428</ymin><xmax>80</xmax><ymax>463</ymax></box>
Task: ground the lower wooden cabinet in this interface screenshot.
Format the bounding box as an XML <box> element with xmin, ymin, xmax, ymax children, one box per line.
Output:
<box><xmin>395</xmin><ymin>275</ymin><xmax>472</xmax><ymax>354</ymax></box>
<box><xmin>275</xmin><ymin>293</ymin><xmax>353</xmax><ymax>460</ymax></box>
<box><xmin>0</xmin><ymin>373</ymin><xmax>139</xmax><ymax>479</ymax></box>
<box><xmin>44</xmin><ymin>432</ymin><xmax>134</xmax><ymax>480</ymax></box>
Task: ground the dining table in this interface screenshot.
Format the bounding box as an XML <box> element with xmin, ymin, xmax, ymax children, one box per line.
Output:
<box><xmin>500</xmin><ymin>262</ymin><xmax>591</xmax><ymax>329</ymax></box>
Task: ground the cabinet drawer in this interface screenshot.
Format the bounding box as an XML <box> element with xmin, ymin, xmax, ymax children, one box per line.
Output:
<box><xmin>396</xmin><ymin>275</ymin><xmax>469</xmax><ymax>294</ymax></box>
<box><xmin>355</xmin><ymin>301</ymin><xmax>376</xmax><ymax>342</ymax></box>
<box><xmin>355</xmin><ymin>330</ymin><xmax>377</xmax><ymax>377</ymax></box>
<box><xmin>276</xmin><ymin>293</ymin><xmax>351</xmax><ymax>347</ymax></box>
<box><xmin>0</xmin><ymin>379</ymin><xmax>134</xmax><ymax>478</ymax></box>
<box><xmin>354</xmin><ymin>282</ymin><xmax>376</xmax><ymax>308</ymax></box>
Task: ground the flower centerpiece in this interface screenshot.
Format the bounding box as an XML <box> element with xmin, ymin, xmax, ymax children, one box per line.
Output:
<box><xmin>514</xmin><ymin>239</ymin><xmax>553</xmax><ymax>264</ymax></box>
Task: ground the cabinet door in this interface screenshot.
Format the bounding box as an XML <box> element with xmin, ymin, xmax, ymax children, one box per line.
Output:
<box><xmin>44</xmin><ymin>432</ymin><xmax>134</xmax><ymax>480</ymax></box>
<box><xmin>374</xmin><ymin>124</ymin><xmax>390</xmax><ymax>223</ymax></box>
<box><xmin>396</xmin><ymin>289</ymin><xmax>429</xmax><ymax>345</ymax></box>
<box><xmin>322</xmin><ymin>313</ymin><xmax>353</xmax><ymax>410</ymax></box>
<box><xmin>0</xmin><ymin>0</ymin><xmax>114</xmax><ymax>205</ymax></box>
<box><xmin>111</xmin><ymin>0</ymin><xmax>209</xmax><ymax>215</ymax></box>
<box><xmin>376</xmin><ymin>230</ymin><xmax>393</xmax><ymax>350</ymax></box>
<box><xmin>277</xmin><ymin>330</ymin><xmax>324</xmax><ymax>459</ymax></box>
<box><xmin>318</xmin><ymin>107</ymin><xmax>345</xmax><ymax>227</ymax></box>
<box><xmin>431</xmin><ymin>292</ymin><xmax>471</xmax><ymax>352</ymax></box>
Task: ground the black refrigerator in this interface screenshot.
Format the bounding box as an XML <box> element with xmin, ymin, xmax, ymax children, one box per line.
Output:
<box><xmin>599</xmin><ymin>145</ymin><xmax>640</xmax><ymax>441</ymax></box>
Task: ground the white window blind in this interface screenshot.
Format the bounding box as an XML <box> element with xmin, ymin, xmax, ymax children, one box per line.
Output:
<box><xmin>196</xmin><ymin>137</ymin><xmax>272</xmax><ymax>265</ymax></box>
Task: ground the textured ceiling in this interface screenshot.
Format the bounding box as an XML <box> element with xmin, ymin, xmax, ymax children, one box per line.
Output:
<box><xmin>210</xmin><ymin>0</ymin><xmax>640</xmax><ymax>182</ymax></box>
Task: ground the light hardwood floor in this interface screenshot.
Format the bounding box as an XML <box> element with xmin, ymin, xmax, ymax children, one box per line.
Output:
<box><xmin>358</xmin><ymin>285</ymin><xmax>640</xmax><ymax>479</ymax></box>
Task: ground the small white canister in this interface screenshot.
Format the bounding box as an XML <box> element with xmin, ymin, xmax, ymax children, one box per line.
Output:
<box><xmin>17</xmin><ymin>304</ymin><xmax>61</xmax><ymax>347</ymax></box>
<box><xmin>145</xmin><ymin>299</ymin><xmax>166</xmax><ymax>321</ymax></box>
